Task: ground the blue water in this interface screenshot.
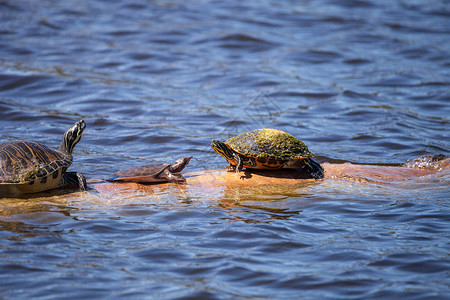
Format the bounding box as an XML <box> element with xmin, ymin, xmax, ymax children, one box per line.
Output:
<box><xmin>1</xmin><ymin>0</ymin><xmax>449</xmax><ymax>299</ymax></box>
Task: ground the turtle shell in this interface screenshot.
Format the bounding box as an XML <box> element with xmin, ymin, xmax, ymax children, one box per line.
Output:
<box><xmin>108</xmin><ymin>157</ymin><xmax>192</xmax><ymax>184</ymax></box>
<box><xmin>226</xmin><ymin>128</ymin><xmax>314</xmax><ymax>168</ymax></box>
<box><xmin>108</xmin><ymin>164</ymin><xmax>172</xmax><ymax>183</ymax></box>
<box><xmin>0</xmin><ymin>141</ymin><xmax>72</xmax><ymax>195</ymax></box>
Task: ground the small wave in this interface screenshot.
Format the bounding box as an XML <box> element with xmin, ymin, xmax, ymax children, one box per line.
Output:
<box><xmin>402</xmin><ymin>155</ymin><xmax>448</xmax><ymax>171</ymax></box>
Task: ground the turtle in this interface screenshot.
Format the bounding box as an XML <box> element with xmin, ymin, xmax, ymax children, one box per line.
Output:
<box><xmin>211</xmin><ymin>128</ymin><xmax>324</xmax><ymax>179</ymax></box>
<box><xmin>0</xmin><ymin>119</ymin><xmax>87</xmax><ymax>196</ymax></box>
<box><xmin>108</xmin><ymin>156</ymin><xmax>192</xmax><ymax>184</ymax></box>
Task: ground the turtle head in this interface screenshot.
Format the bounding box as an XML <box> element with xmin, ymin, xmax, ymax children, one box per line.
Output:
<box><xmin>169</xmin><ymin>156</ymin><xmax>192</xmax><ymax>173</ymax></box>
<box><xmin>211</xmin><ymin>140</ymin><xmax>235</xmax><ymax>161</ymax></box>
<box><xmin>59</xmin><ymin>119</ymin><xmax>86</xmax><ymax>154</ymax></box>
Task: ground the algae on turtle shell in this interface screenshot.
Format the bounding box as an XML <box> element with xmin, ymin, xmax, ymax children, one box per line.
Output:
<box><xmin>227</xmin><ymin>128</ymin><xmax>313</xmax><ymax>159</ymax></box>
<box><xmin>20</xmin><ymin>165</ymin><xmax>43</xmax><ymax>182</ymax></box>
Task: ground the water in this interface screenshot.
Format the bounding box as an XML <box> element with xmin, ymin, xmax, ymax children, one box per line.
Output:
<box><xmin>1</xmin><ymin>0</ymin><xmax>449</xmax><ymax>298</ymax></box>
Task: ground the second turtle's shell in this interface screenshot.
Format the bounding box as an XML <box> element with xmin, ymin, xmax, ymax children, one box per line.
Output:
<box><xmin>226</xmin><ymin>128</ymin><xmax>314</xmax><ymax>160</ymax></box>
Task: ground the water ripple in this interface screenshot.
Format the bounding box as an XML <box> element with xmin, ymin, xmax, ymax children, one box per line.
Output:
<box><xmin>1</xmin><ymin>0</ymin><xmax>449</xmax><ymax>299</ymax></box>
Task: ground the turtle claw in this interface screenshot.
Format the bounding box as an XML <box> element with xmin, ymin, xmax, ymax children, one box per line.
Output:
<box><xmin>226</xmin><ymin>164</ymin><xmax>236</xmax><ymax>172</ymax></box>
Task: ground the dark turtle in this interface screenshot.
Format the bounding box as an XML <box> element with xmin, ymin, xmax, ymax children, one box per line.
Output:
<box><xmin>108</xmin><ymin>156</ymin><xmax>192</xmax><ymax>184</ymax></box>
<box><xmin>211</xmin><ymin>128</ymin><xmax>324</xmax><ymax>179</ymax></box>
<box><xmin>0</xmin><ymin>120</ymin><xmax>87</xmax><ymax>196</ymax></box>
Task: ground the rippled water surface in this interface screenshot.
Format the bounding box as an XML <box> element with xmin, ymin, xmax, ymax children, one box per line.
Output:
<box><xmin>1</xmin><ymin>0</ymin><xmax>449</xmax><ymax>299</ymax></box>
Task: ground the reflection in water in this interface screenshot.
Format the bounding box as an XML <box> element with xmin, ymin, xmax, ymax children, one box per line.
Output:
<box><xmin>0</xmin><ymin>196</ymin><xmax>73</xmax><ymax>217</ymax></box>
<box><xmin>2</xmin><ymin>156</ymin><xmax>447</xmax><ymax>218</ymax></box>
<box><xmin>0</xmin><ymin>196</ymin><xmax>76</xmax><ymax>244</ymax></box>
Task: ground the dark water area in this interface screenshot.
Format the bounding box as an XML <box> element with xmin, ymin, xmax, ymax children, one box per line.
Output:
<box><xmin>1</xmin><ymin>0</ymin><xmax>449</xmax><ymax>299</ymax></box>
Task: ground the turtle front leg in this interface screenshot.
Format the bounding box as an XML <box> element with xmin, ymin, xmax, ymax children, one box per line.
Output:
<box><xmin>303</xmin><ymin>158</ymin><xmax>324</xmax><ymax>179</ymax></box>
<box><xmin>166</xmin><ymin>172</ymin><xmax>187</xmax><ymax>184</ymax></box>
<box><xmin>233</xmin><ymin>153</ymin><xmax>244</xmax><ymax>172</ymax></box>
<box><xmin>62</xmin><ymin>172</ymin><xmax>87</xmax><ymax>190</ymax></box>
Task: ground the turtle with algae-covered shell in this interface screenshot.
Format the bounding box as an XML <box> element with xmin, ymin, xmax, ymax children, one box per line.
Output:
<box><xmin>211</xmin><ymin>128</ymin><xmax>324</xmax><ymax>179</ymax></box>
